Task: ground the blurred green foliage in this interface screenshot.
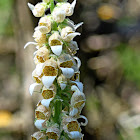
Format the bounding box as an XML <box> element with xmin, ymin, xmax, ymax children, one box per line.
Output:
<box><xmin>117</xmin><ymin>44</ymin><xmax>140</xmax><ymax>87</ymax></box>
<box><xmin>0</xmin><ymin>0</ymin><xmax>14</xmax><ymax>35</ymax></box>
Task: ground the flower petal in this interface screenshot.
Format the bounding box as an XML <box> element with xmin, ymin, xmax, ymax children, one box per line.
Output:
<box><xmin>78</xmin><ymin>115</ymin><xmax>88</xmax><ymax>126</ymax></box>
<box><xmin>42</xmin><ymin>76</ymin><xmax>56</xmax><ymax>88</ymax></box>
<box><xmin>71</xmin><ymin>0</ymin><xmax>77</xmax><ymax>10</ymax></box>
<box><xmin>64</xmin><ymin>32</ymin><xmax>81</xmax><ymax>41</ymax></box>
<box><xmin>35</xmin><ymin>26</ymin><xmax>49</xmax><ymax>34</ymax></box>
<box><xmin>69</xmin><ymin>108</ymin><xmax>78</xmax><ymax>117</ymax></box>
<box><xmin>68</xmin><ymin>131</ymin><xmax>83</xmax><ymax>139</ymax></box>
<box><xmin>41</xmin><ymin>98</ymin><xmax>53</xmax><ymax>108</ymax></box>
<box><xmin>60</xmin><ymin>67</ymin><xmax>74</xmax><ymax>78</ymax></box>
<box><xmin>27</xmin><ymin>3</ymin><xmax>34</xmax><ymax>11</ymax></box>
<box><xmin>51</xmin><ymin>45</ymin><xmax>63</xmax><ymax>56</ymax></box>
<box><xmin>29</xmin><ymin>83</ymin><xmax>42</xmax><ymax>95</ymax></box>
<box><xmin>71</xmin><ymin>81</ymin><xmax>83</xmax><ymax>92</ymax></box>
<box><xmin>73</xmin><ymin>56</ymin><xmax>81</xmax><ymax>69</ymax></box>
<box><xmin>36</xmin><ymin>63</ymin><xmax>44</xmax><ymax>76</ymax></box>
<box><xmin>24</xmin><ymin>42</ymin><xmax>37</xmax><ymax>49</ymax></box>
<box><xmin>74</xmin><ymin>22</ymin><xmax>83</xmax><ymax>30</ymax></box>
<box><xmin>60</xmin><ymin>83</ymin><xmax>67</xmax><ymax>90</ymax></box>
<box><xmin>34</xmin><ymin>119</ymin><xmax>45</xmax><ymax>130</ymax></box>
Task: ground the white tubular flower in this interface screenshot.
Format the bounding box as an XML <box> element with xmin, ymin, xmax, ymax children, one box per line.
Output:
<box><xmin>31</xmin><ymin>131</ymin><xmax>46</xmax><ymax>140</ymax></box>
<box><xmin>58</xmin><ymin>53</ymin><xmax>75</xmax><ymax>78</ymax></box>
<box><xmin>71</xmin><ymin>85</ymin><xmax>86</xmax><ymax>109</ymax></box>
<box><xmin>28</xmin><ymin>2</ymin><xmax>46</xmax><ymax>17</ymax></box>
<box><xmin>35</xmin><ymin>105</ymin><xmax>51</xmax><ymax>120</ymax></box>
<box><xmin>29</xmin><ymin>83</ymin><xmax>43</xmax><ymax>96</ymax></box>
<box><xmin>41</xmin><ymin>58</ymin><xmax>58</xmax><ymax>88</ymax></box>
<box><xmin>33</xmin><ymin>30</ymin><xmax>47</xmax><ymax>47</ymax></box>
<box><xmin>49</xmin><ymin>32</ymin><xmax>63</xmax><ymax>56</ymax></box>
<box><xmin>41</xmin><ymin>85</ymin><xmax>56</xmax><ymax>99</ymax></box>
<box><xmin>57</xmin><ymin>74</ymin><xmax>67</xmax><ymax>90</ymax></box>
<box><xmin>61</xmin><ymin>26</ymin><xmax>81</xmax><ymax>42</ymax></box>
<box><xmin>46</xmin><ymin>124</ymin><xmax>60</xmax><ymax>140</ymax></box>
<box><xmin>62</xmin><ymin>116</ymin><xmax>81</xmax><ymax>132</ymax></box>
<box><xmin>41</xmin><ymin>85</ymin><xmax>56</xmax><ymax>108</ymax></box>
<box><xmin>35</xmin><ymin>15</ymin><xmax>52</xmax><ymax>34</ymax></box>
<box><xmin>52</xmin><ymin>7</ymin><xmax>66</xmax><ymax>23</ymax></box>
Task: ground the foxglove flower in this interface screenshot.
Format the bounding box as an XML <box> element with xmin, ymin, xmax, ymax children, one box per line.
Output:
<box><xmin>25</xmin><ymin>0</ymin><xmax>87</xmax><ymax>139</ymax></box>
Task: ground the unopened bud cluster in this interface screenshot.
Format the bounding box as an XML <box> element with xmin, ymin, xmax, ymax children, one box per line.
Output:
<box><xmin>25</xmin><ymin>0</ymin><xmax>88</xmax><ymax>139</ymax></box>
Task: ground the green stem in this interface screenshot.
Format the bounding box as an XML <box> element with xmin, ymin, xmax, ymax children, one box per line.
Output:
<box><xmin>50</xmin><ymin>0</ymin><xmax>55</xmax><ymax>13</ymax></box>
<box><xmin>54</xmin><ymin>99</ymin><xmax>62</xmax><ymax>125</ymax></box>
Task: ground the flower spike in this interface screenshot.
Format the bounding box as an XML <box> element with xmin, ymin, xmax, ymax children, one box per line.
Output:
<box><xmin>25</xmin><ymin>0</ymin><xmax>87</xmax><ymax>139</ymax></box>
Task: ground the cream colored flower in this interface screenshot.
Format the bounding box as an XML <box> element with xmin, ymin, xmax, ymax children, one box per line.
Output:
<box><xmin>42</xmin><ymin>58</ymin><xmax>58</xmax><ymax>88</ymax></box>
<box><xmin>41</xmin><ymin>85</ymin><xmax>56</xmax><ymax>108</ymax></box>
<box><xmin>57</xmin><ymin>0</ymin><xmax>76</xmax><ymax>16</ymax></box>
<box><xmin>58</xmin><ymin>54</ymin><xmax>75</xmax><ymax>78</ymax></box>
<box><xmin>62</xmin><ymin>115</ymin><xmax>81</xmax><ymax>133</ymax></box>
<box><xmin>31</xmin><ymin>131</ymin><xmax>46</xmax><ymax>140</ymax></box>
<box><xmin>35</xmin><ymin>15</ymin><xmax>52</xmax><ymax>34</ymax></box>
<box><xmin>71</xmin><ymin>85</ymin><xmax>86</xmax><ymax>109</ymax></box>
<box><xmin>33</xmin><ymin>30</ymin><xmax>47</xmax><ymax>47</ymax></box>
<box><xmin>28</xmin><ymin>2</ymin><xmax>46</xmax><ymax>17</ymax></box>
<box><xmin>61</xmin><ymin>26</ymin><xmax>81</xmax><ymax>42</ymax></box>
<box><xmin>35</xmin><ymin>104</ymin><xmax>51</xmax><ymax>120</ymax></box>
<box><xmin>52</xmin><ymin>7</ymin><xmax>66</xmax><ymax>23</ymax></box>
<box><xmin>35</xmin><ymin>46</ymin><xmax>50</xmax><ymax>63</ymax></box>
<box><xmin>46</xmin><ymin>124</ymin><xmax>60</xmax><ymax>140</ymax></box>
<box><xmin>41</xmin><ymin>85</ymin><xmax>56</xmax><ymax>99</ymax></box>
<box><xmin>49</xmin><ymin>32</ymin><xmax>63</xmax><ymax>56</ymax></box>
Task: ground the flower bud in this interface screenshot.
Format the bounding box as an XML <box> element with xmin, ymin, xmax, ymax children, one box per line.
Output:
<box><xmin>33</xmin><ymin>3</ymin><xmax>46</xmax><ymax>17</ymax></box>
<box><xmin>57</xmin><ymin>0</ymin><xmax>76</xmax><ymax>16</ymax></box>
<box><xmin>52</xmin><ymin>7</ymin><xmax>66</xmax><ymax>23</ymax></box>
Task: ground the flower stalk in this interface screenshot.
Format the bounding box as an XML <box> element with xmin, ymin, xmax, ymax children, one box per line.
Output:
<box><xmin>25</xmin><ymin>0</ymin><xmax>87</xmax><ymax>139</ymax></box>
